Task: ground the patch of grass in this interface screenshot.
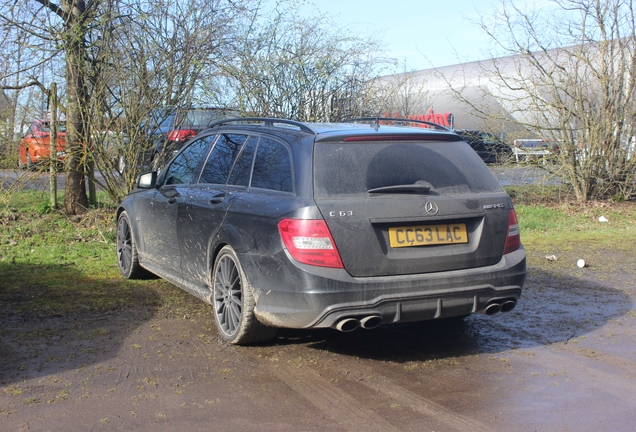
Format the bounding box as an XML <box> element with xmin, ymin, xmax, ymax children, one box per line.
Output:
<box><xmin>23</xmin><ymin>396</ymin><xmax>39</xmax><ymax>406</ymax></box>
<box><xmin>0</xmin><ymin>194</ymin><xmax>209</xmax><ymax>322</ymax></box>
<box><xmin>0</xmin><ymin>189</ymin><xmax>117</xmax><ymax>212</ymax></box>
<box><xmin>3</xmin><ymin>385</ymin><xmax>23</xmax><ymax>396</ymax></box>
<box><xmin>516</xmin><ymin>200</ymin><xmax>636</xmax><ymax>252</ymax></box>
<box><xmin>503</xmin><ymin>184</ymin><xmax>636</xmax><ymax>253</ymax></box>
<box><xmin>0</xmin><ymin>206</ymin><xmax>125</xmax><ymax>315</ymax></box>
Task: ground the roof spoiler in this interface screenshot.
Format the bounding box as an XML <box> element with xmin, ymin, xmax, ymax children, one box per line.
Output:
<box><xmin>343</xmin><ymin>117</ymin><xmax>450</xmax><ymax>132</ymax></box>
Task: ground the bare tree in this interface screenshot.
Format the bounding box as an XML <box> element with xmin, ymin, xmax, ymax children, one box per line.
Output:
<box><xmin>1</xmin><ymin>0</ymin><xmax>253</xmax><ymax>206</ymax></box>
<box><xmin>217</xmin><ymin>3</ymin><xmax>390</xmax><ymax>121</ymax></box>
<box><xmin>0</xmin><ymin>0</ymin><xmax>101</xmax><ymax>213</ymax></box>
<box><xmin>0</xmin><ymin>2</ymin><xmax>62</xmax><ymax>168</ymax></box>
<box><xmin>450</xmin><ymin>0</ymin><xmax>636</xmax><ymax>201</ymax></box>
<box><xmin>86</xmin><ymin>0</ymin><xmax>250</xmax><ymax>201</ymax></box>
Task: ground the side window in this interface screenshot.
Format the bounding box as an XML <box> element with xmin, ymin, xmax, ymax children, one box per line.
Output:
<box><xmin>199</xmin><ymin>134</ymin><xmax>248</xmax><ymax>184</ymax></box>
<box><xmin>250</xmin><ymin>138</ymin><xmax>293</xmax><ymax>192</ymax></box>
<box><xmin>228</xmin><ymin>137</ymin><xmax>258</xmax><ymax>187</ymax></box>
<box><xmin>163</xmin><ymin>135</ymin><xmax>213</xmax><ymax>185</ymax></box>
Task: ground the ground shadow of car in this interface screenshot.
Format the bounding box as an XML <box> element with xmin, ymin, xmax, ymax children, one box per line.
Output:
<box><xmin>0</xmin><ymin>263</ymin><xmax>161</xmax><ymax>386</ymax></box>
<box><xmin>272</xmin><ymin>268</ymin><xmax>632</xmax><ymax>362</ymax></box>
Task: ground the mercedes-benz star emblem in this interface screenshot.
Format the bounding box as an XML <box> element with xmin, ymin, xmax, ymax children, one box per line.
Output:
<box><xmin>425</xmin><ymin>201</ymin><xmax>439</xmax><ymax>215</ymax></box>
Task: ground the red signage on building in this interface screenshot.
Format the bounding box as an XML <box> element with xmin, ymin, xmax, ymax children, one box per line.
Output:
<box><xmin>383</xmin><ymin>109</ymin><xmax>454</xmax><ymax>129</ymax></box>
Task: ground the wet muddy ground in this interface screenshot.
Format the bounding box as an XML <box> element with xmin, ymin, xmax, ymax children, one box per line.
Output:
<box><xmin>1</xmin><ymin>243</ymin><xmax>635</xmax><ymax>431</ymax></box>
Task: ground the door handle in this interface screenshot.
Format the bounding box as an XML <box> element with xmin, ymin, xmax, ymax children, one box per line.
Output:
<box><xmin>208</xmin><ymin>193</ymin><xmax>227</xmax><ymax>205</ymax></box>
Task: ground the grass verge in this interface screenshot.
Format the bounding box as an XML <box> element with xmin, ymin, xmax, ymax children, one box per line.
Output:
<box><xmin>0</xmin><ymin>191</ymin><xmax>208</xmax><ymax>319</ymax></box>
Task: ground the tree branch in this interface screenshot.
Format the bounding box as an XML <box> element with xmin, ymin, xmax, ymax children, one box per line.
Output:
<box><xmin>1</xmin><ymin>78</ymin><xmax>48</xmax><ymax>95</ymax></box>
<box><xmin>32</xmin><ymin>0</ymin><xmax>67</xmax><ymax>21</ymax></box>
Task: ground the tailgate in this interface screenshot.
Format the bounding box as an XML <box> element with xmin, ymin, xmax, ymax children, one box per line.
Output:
<box><xmin>313</xmin><ymin>140</ymin><xmax>511</xmax><ymax>277</ymax></box>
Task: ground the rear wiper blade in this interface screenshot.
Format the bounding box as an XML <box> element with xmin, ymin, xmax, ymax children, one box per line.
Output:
<box><xmin>368</xmin><ymin>180</ymin><xmax>433</xmax><ymax>194</ymax></box>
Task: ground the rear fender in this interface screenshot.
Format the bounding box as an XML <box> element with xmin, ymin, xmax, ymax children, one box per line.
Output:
<box><xmin>207</xmin><ymin>224</ymin><xmax>253</xmax><ymax>281</ymax></box>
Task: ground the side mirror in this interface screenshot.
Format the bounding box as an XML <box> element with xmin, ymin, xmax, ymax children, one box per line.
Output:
<box><xmin>137</xmin><ymin>171</ymin><xmax>157</xmax><ymax>189</ymax></box>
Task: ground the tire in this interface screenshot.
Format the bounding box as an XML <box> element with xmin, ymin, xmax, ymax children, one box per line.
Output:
<box><xmin>212</xmin><ymin>246</ymin><xmax>277</xmax><ymax>345</ymax></box>
<box><xmin>116</xmin><ymin>211</ymin><xmax>148</xmax><ymax>279</ymax></box>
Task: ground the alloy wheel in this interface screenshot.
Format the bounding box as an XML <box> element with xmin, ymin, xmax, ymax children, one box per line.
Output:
<box><xmin>213</xmin><ymin>254</ymin><xmax>243</xmax><ymax>337</ymax></box>
<box><xmin>117</xmin><ymin>217</ymin><xmax>133</xmax><ymax>275</ymax></box>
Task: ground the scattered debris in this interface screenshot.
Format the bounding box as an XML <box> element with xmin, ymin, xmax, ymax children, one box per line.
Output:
<box><xmin>577</xmin><ymin>259</ymin><xmax>588</xmax><ymax>268</ymax></box>
<box><xmin>546</xmin><ymin>255</ymin><xmax>558</xmax><ymax>261</ymax></box>
<box><xmin>598</xmin><ymin>216</ymin><xmax>609</xmax><ymax>222</ymax></box>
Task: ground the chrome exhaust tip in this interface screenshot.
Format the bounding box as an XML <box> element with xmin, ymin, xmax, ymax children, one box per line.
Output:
<box><xmin>359</xmin><ymin>315</ymin><xmax>382</xmax><ymax>330</ymax></box>
<box><xmin>500</xmin><ymin>300</ymin><xmax>517</xmax><ymax>312</ymax></box>
<box><xmin>484</xmin><ymin>302</ymin><xmax>502</xmax><ymax>315</ymax></box>
<box><xmin>335</xmin><ymin>318</ymin><xmax>360</xmax><ymax>332</ymax></box>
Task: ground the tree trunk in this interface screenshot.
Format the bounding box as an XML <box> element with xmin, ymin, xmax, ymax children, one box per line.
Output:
<box><xmin>63</xmin><ymin>0</ymin><xmax>89</xmax><ymax>215</ymax></box>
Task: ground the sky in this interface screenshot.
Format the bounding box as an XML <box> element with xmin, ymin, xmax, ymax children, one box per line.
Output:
<box><xmin>292</xmin><ymin>0</ymin><xmax>504</xmax><ymax>71</ymax></box>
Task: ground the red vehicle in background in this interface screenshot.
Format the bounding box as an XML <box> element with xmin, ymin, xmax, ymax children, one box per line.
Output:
<box><xmin>18</xmin><ymin>120</ymin><xmax>67</xmax><ymax>169</ymax></box>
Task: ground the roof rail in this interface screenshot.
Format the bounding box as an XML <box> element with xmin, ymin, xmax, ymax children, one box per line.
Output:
<box><xmin>207</xmin><ymin>117</ymin><xmax>316</xmax><ymax>134</ymax></box>
<box><xmin>343</xmin><ymin>117</ymin><xmax>450</xmax><ymax>132</ymax></box>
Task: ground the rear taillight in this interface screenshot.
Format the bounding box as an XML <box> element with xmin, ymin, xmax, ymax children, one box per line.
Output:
<box><xmin>278</xmin><ymin>219</ymin><xmax>344</xmax><ymax>268</ymax></box>
<box><xmin>503</xmin><ymin>209</ymin><xmax>521</xmax><ymax>254</ymax></box>
<box><xmin>167</xmin><ymin>129</ymin><xmax>196</xmax><ymax>142</ymax></box>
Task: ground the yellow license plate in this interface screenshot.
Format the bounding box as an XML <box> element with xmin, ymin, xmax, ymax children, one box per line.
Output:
<box><xmin>389</xmin><ymin>224</ymin><xmax>468</xmax><ymax>248</ymax></box>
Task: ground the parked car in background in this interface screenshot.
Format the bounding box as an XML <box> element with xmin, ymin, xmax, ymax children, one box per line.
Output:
<box><xmin>18</xmin><ymin>120</ymin><xmax>66</xmax><ymax>169</ymax></box>
<box><xmin>454</xmin><ymin>130</ymin><xmax>513</xmax><ymax>164</ymax></box>
<box><xmin>116</xmin><ymin>117</ymin><xmax>526</xmax><ymax>345</ymax></box>
<box><xmin>513</xmin><ymin>139</ymin><xmax>561</xmax><ymax>163</ymax></box>
<box><xmin>145</xmin><ymin>107</ymin><xmax>238</xmax><ymax>167</ymax></box>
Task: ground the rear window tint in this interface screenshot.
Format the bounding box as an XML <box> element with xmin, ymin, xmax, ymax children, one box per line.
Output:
<box><xmin>251</xmin><ymin>138</ymin><xmax>293</xmax><ymax>192</ymax></box>
<box><xmin>314</xmin><ymin>141</ymin><xmax>502</xmax><ymax>198</ymax></box>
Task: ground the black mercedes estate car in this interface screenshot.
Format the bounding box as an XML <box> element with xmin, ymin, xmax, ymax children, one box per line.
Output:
<box><xmin>116</xmin><ymin>118</ymin><xmax>526</xmax><ymax>344</ymax></box>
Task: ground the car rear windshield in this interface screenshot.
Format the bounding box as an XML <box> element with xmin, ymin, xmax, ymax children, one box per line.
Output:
<box><xmin>313</xmin><ymin>140</ymin><xmax>502</xmax><ymax>198</ymax></box>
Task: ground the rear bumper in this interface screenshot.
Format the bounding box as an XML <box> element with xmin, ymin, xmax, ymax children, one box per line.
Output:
<box><xmin>247</xmin><ymin>247</ymin><xmax>526</xmax><ymax>329</ymax></box>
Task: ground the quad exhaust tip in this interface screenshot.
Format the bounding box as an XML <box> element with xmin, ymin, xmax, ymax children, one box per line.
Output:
<box><xmin>500</xmin><ymin>300</ymin><xmax>517</xmax><ymax>312</ymax></box>
<box><xmin>484</xmin><ymin>303</ymin><xmax>502</xmax><ymax>315</ymax></box>
<box><xmin>360</xmin><ymin>315</ymin><xmax>382</xmax><ymax>330</ymax></box>
<box><xmin>483</xmin><ymin>299</ymin><xmax>517</xmax><ymax>315</ymax></box>
<box><xmin>335</xmin><ymin>318</ymin><xmax>360</xmax><ymax>332</ymax></box>
<box><xmin>333</xmin><ymin>299</ymin><xmax>518</xmax><ymax>330</ymax></box>
<box><xmin>335</xmin><ymin>315</ymin><xmax>383</xmax><ymax>332</ymax></box>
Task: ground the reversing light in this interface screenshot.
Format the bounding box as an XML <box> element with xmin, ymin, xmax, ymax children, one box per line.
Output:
<box><xmin>503</xmin><ymin>209</ymin><xmax>521</xmax><ymax>254</ymax></box>
<box><xmin>278</xmin><ymin>219</ymin><xmax>344</xmax><ymax>268</ymax></box>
